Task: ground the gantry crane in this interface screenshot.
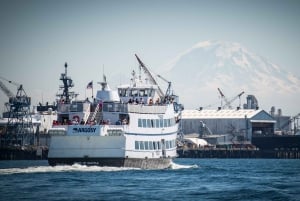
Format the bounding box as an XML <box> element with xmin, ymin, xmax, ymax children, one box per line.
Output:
<box><xmin>0</xmin><ymin>76</ymin><xmax>34</xmax><ymax>147</ymax></box>
<box><xmin>217</xmin><ymin>88</ymin><xmax>244</xmax><ymax>109</ymax></box>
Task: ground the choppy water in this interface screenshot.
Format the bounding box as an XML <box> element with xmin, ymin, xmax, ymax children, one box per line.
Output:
<box><xmin>0</xmin><ymin>159</ymin><xmax>299</xmax><ymax>201</ymax></box>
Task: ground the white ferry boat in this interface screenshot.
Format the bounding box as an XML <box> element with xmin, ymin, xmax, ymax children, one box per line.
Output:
<box><xmin>47</xmin><ymin>55</ymin><xmax>183</xmax><ymax>169</ymax></box>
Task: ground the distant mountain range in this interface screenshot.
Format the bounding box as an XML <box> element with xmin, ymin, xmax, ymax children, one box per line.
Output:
<box><xmin>162</xmin><ymin>40</ymin><xmax>300</xmax><ymax>115</ymax></box>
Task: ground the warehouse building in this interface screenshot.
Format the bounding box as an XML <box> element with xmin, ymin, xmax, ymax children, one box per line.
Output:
<box><xmin>181</xmin><ymin>108</ymin><xmax>276</xmax><ymax>145</ymax></box>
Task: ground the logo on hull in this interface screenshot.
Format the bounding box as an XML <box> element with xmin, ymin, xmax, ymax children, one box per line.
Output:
<box><xmin>72</xmin><ymin>127</ymin><xmax>97</xmax><ymax>133</ymax></box>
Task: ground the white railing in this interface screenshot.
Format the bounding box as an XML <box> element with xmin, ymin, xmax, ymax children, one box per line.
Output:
<box><xmin>91</xmin><ymin>103</ymin><xmax>100</xmax><ymax>121</ymax></box>
<box><xmin>83</xmin><ymin>107</ymin><xmax>91</xmax><ymax>125</ymax></box>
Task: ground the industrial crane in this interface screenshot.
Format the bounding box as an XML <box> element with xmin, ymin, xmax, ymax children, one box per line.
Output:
<box><xmin>0</xmin><ymin>78</ymin><xmax>15</xmax><ymax>99</ymax></box>
<box><xmin>0</xmin><ymin>76</ymin><xmax>30</xmax><ymax>111</ymax></box>
<box><xmin>0</xmin><ymin>76</ymin><xmax>33</xmax><ymax>147</ymax></box>
<box><xmin>217</xmin><ymin>88</ymin><xmax>244</xmax><ymax>109</ymax></box>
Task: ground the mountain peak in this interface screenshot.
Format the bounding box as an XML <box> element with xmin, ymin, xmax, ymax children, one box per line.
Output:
<box><xmin>164</xmin><ymin>40</ymin><xmax>299</xmax><ymax>115</ymax></box>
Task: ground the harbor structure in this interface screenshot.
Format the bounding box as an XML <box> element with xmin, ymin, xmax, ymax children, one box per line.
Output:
<box><xmin>181</xmin><ymin>108</ymin><xmax>275</xmax><ymax>146</ymax></box>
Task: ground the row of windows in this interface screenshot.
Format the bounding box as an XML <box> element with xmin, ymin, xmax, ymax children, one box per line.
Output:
<box><xmin>118</xmin><ymin>88</ymin><xmax>155</xmax><ymax>97</ymax></box>
<box><xmin>135</xmin><ymin>140</ymin><xmax>176</xmax><ymax>150</ymax></box>
<box><xmin>138</xmin><ymin>118</ymin><xmax>176</xmax><ymax>128</ymax></box>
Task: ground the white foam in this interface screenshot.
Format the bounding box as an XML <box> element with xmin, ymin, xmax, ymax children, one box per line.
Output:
<box><xmin>169</xmin><ymin>161</ymin><xmax>198</xmax><ymax>170</ymax></box>
<box><xmin>0</xmin><ymin>164</ymin><xmax>140</xmax><ymax>175</ymax></box>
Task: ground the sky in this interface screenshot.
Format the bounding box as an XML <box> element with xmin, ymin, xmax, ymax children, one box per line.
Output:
<box><xmin>0</xmin><ymin>0</ymin><xmax>299</xmax><ymax>115</ymax></box>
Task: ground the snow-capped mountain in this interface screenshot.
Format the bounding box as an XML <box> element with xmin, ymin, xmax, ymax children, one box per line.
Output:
<box><xmin>163</xmin><ymin>40</ymin><xmax>300</xmax><ymax>115</ymax></box>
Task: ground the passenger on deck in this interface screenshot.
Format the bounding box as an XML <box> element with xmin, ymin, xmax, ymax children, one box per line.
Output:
<box><xmin>122</xmin><ymin>118</ymin><xmax>128</xmax><ymax>125</ymax></box>
<box><xmin>80</xmin><ymin>119</ymin><xmax>85</xmax><ymax>125</ymax></box>
<box><xmin>116</xmin><ymin>119</ymin><xmax>122</xmax><ymax>125</ymax></box>
<box><xmin>149</xmin><ymin>98</ymin><xmax>153</xmax><ymax>105</ymax></box>
<box><xmin>155</xmin><ymin>98</ymin><xmax>160</xmax><ymax>105</ymax></box>
<box><xmin>140</xmin><ymin>98</ymin><xmax>144</xmax><ymax>105</ymax></box>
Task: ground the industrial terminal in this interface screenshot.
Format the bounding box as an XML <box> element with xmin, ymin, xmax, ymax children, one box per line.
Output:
<box><xmin>178</xmin><ymin>91</ymin><xmax>300</xmax><ymax>159</ymax></box>
<box><xmin>0</xmin><ymin>75</ymin><xmax>299</xmax><ymax>160</ymax></box>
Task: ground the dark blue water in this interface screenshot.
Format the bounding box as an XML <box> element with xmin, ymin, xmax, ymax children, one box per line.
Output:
<box><xmin>0</xmin><ymin>159</ymin><xmax>299</xmax><ymax>201</ymax></box>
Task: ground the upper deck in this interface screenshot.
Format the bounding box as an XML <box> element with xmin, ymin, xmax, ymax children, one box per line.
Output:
<box><xmin>103</xmin><ymin>102</ymin><xmax>168</xmax><ymax>114</ymax></box>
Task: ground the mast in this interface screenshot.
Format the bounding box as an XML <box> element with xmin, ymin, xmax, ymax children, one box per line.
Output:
<box><xmin>57</xmin><ymin>62</ymin><xmax>76</xmax><ymax>104</ymax></box>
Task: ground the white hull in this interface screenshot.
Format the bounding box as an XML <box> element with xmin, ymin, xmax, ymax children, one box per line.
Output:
<box><xmin>48</xmin><ymin>124</ymin><xmax>178</xmax><ymax>169</ymax></box>
<box><xmin>48</xmin><ymin>57</ymin><xmax>183</xmax><ymax>169</ymax></box>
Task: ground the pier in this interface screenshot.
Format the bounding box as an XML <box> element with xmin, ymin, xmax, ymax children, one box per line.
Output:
<box><xmin>177</xmin><ymin>147</ymin><xmax>300</xmax><ymax>159</ymax></box>
<box><xmin>0</xmin><ymin>146</ymin><xmax>48</xmax><ymax>160</ymax></box>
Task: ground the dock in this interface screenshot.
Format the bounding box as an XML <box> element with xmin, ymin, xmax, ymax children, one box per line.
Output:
<box><xmin>177</xmin><ymin>147</ymin><xmax>300</xmax><ymax>159</ymax></box>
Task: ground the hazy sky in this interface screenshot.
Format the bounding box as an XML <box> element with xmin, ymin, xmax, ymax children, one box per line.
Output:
<box><xmin>1</xmin><ymin>0</ymin><xmax>299</xmax><ymax>114</ymax></box>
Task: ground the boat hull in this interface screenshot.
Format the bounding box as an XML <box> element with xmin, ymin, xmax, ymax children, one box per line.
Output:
<box><xmin>48</xmin><ymin>157</ymin><xmax>172</xmax><ymax>169</ymax></box>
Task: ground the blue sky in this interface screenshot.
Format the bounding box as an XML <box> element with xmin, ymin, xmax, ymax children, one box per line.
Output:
<box><xmin>1</xmin><ymin>0</ymin><xmax>299</xmax><ymax>114</ymax></box>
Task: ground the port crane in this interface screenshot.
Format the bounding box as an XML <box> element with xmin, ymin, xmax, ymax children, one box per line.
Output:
<box><xmin>0</xmin><ymin>77</ymin><xmax>16</xmax><ymax>99</ymax></box>
<box><xmin>0</xmin><ymin>76</ymin><xmax>34</xmax><ymax>147</ymax></box>
<box><xmin>217</xmin><ymin>88</ymin><xmax>244</xmax><ymax>109</ymax></box>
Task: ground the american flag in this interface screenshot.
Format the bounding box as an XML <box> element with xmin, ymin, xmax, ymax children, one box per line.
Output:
<box><xmin>86</xmin><ymin>81</ymin><xmax>93</xmax><ymax>89</ymax></box>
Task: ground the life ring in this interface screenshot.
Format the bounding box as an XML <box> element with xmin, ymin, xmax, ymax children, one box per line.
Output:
<box><xmin>72</xmin><ymin>115</ymin><xmax>80</xmax><ymax>122</ymax></box>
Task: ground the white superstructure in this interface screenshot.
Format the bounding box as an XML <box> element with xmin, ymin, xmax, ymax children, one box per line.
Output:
<box><xmin>48</xmin><ymin>56</ymin><xmax>183</xmax><ymax>169</ymax></box>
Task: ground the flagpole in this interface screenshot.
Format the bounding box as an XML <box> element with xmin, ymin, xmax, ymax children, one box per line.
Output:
<box><xmin>92</xmin><ymin>85</ymin><xmax>94</xmax><ymax>99</ymax></box>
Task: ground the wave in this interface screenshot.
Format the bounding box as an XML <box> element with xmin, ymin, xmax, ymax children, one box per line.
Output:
<box><xmin>0</xmin><ymin>161</ymin><xmax>199</xmax><ymax>175</ymax></box>
<box><xmin>0</xmin><ymin>163</ymin><xmax>140</xmax><ymax>175</ymax></box>
<box><xmin>169</xmin><ymin>161</ymin><xmax>198</xmax><ymax>170</ymax></box>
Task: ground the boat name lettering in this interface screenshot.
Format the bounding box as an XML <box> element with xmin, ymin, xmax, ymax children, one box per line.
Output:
<box><xmin>72</xmin><ymin>127</ymin><xmax>97</xmax><ymax>133</ymax></box>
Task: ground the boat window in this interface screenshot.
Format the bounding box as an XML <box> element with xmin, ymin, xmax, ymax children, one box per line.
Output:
<box><xmin>166</xmin><ymin>141</ymin><xmax>170</xmax><ymax>149</ymax></box>
<box><xmin>159</xmin><ymin>119</ymin><xmax>163</xmax><ymax>127</ymax></box>
<box><xmin>138</xmin><ymin>119</ymin><xmax>142</xmax><ymax>127</ymax></box>
<box><xmin>142</xmin><ymin>119</ymin><xmax>146</xmax><ymax>128</ymax></box>
<box><xmin>149</xmin><ymin>141</ymin><xmax>153</xmax><ymax>150</ymax></box>
<box><xmin>147</xmin><ymin>119</ymin><xmax>151</xmax><ymax>128</ymax></box>
<box><xmin>140</xmin><ymin>141</ymin><xmax>145</xmax><ymax>150</ymax></box>
<box><xmin>158</xmin><ymin>141</ymin><xmax>161</xmax><ymax>150</ymax></box>
<box><xmin>118</xmin><ymin>89</ymin><xmax>123</xmax><ymax>97</ymax></box>
<box><xmin>135</xmin><ymin>141</ymin><xmax>139</xmax><ymax>149</ymax></box>
<box><xmin>155</xmin><ymin>119</ymin><xmax>160</xmax><ymax>128</ymax></box>
<box><xmin>114</xmin><ymin>103</ymin><xmax>120</xmax><ymax>112</ymax></box>
<box><xmin>125</xmin><ymin>89</ymin><xmax>130</xmax><ymax>97</ymax></box>
<box><xmin>148</xmin><ymin>89</ymin><xmax>154</xmax><ymax>97</ymax></box>
<box><xmin>144</xmin><ymin>141</ymin><xmax>149</xmax><ymax>150</ymax></box>
<box><xmin>171</xmin><ymin>118</ymin><xmax>175</xmax><ymax>126</ymax></box>
<box><xmin>151</xmin><ymin>119</ymin><xmax>154</xmax><ymax>128</ymax></box>
<box><xmin>163</xmin><ymin>119</ymin><xmax>167</xmax><ymax>127</ymax></box>
<box><xmin>153</xmin><ymin>141</ymin><xmax>156</xmax><ymax>150</ymax></box>
<box><xmin>168</xmin><ymin>119</ymin><xmax>171</xmax><ymax>127</ymax></box>
<box><xmin>103</xmin><ymin>103</ymin><xmax>114</xmax><ymax>112</ymax></box>
<box><xmin>131</xmin><ymin>89</ymin><xmax>138</xmax><ymax>97</ymax></box>
<box><xmin>139</xmin><ymin>89</ymin><xmax>147</xmax><ymax>97</ymax></box>
<box><xmin>144</xmin><ymin>89</ymin><xmax>148</xmax><ymax>97</ymax></box>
